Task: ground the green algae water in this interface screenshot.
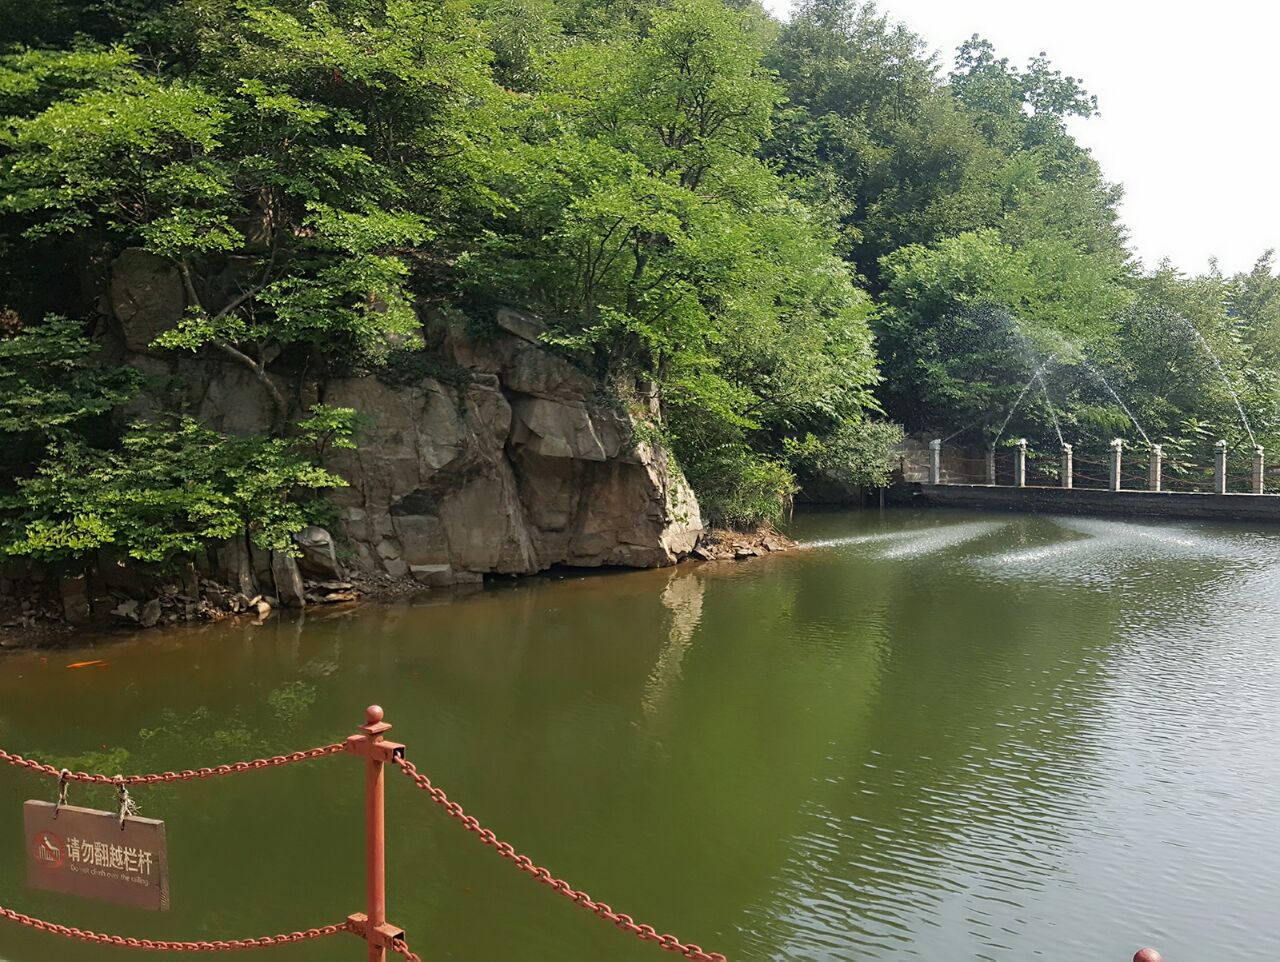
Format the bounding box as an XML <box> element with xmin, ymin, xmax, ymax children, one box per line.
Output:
<box><xmin>3</xmin><ymin>508</ymin><xmax>1280</xmax><ymax>961</ymax></box>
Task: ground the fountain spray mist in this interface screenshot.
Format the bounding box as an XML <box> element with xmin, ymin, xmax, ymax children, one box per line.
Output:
<box><xmin>1077</xmin><ymin>361</ymin><xmax>1152</xmax><ymax>446</ymax></box>
<box><xmin>994</xmin><ymin>355</ymin><xmax>1058</xmax><ymax>444</ymax></box>
<box><xmin>1037</xmin><ymin>370</ymin><xmax>1064</xmax><ymax>446</ymax></box>
<box><xmin>1170</xmin><ymin>312</ymin><xmax>1257</xmax><ymax>446</ymax></box>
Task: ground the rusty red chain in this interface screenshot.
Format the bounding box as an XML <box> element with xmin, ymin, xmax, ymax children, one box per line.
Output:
<box><xmin>0</xmin><ymin>743</ymin><xmax>346</xmax><ymax>785</ymax></box>
<box><xmin>391</xmin><ymin>936</ymin><xmax>424</xmax><ymax>962</ymax></box>
<box><xmin>0</xmin><ymin>905</ymin><xmax>429</xmax><ymax>958</ymax></box>
<box><xmin>393</xmin><ymin>756</ymin><xmax>727</xmax><ymax>962</ymax></box>
<box><xmin>0</xmin><ymin>903</ymin><xmax>349</xmax><ymax>951</ymax></box>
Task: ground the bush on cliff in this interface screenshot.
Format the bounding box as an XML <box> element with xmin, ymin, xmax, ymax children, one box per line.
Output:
<box><xmin>3</xmin><ymin>417</ymin><xmax>350</xmax><ymax>564</ymax></box>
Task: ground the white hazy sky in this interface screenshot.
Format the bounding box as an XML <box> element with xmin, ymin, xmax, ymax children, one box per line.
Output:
<box><xmin>760</xmin><ymin>0</ymin><xmax>1280</xmax><ymax>276</ymax></box>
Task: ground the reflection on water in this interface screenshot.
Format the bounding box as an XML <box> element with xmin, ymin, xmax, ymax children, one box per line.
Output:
<box><xmin>2</xmin><ymin>509</ymin><xmax>1280</xmax><ymax>960</ymax></box>
<box><xmin>641</xmin><ymin>573</ymin><xmax>706</xmax><ymax>729</ymax></box>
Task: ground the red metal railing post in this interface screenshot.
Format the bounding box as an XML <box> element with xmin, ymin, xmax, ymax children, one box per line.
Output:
<box><xmin>347</xmin><ymin>705</ymin><xmax>406</xmax><ymax>962</ymax></box>
<box><xmin>366</xmin><ymin>707</ymin><xmax>387</xmax><ymax>962</ymax></box>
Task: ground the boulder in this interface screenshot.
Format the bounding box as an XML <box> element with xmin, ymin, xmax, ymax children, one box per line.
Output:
<box><xmin>310</xmin><ymin>589</ymin><xmax>357</xmax><ymax>604</ymax></box>
<box><xmin>248</xmin><ymin>542</ymin><xmax>275</xmax><ymax>589</ymax></box>
<box><xmin>293</xmin><ymin>527</ymin><xmax>344</xmax><ymax>580</ymax></box>
<box><xmin>139</xmin><ymin>599</ymin><xmax>162</xmax><ymax>628</ymax></box>
<box><xmin>109</xmin><ymin>249</ymin><xmax>185</xmax><ymax>353</ymax></box>
<box><xmin>318</xmin><ymin>334</ymin><xmax>702</xmax><ymax>577</ymax></box>
<box><xmin>409</xmin><ymin>564</ymin><xmax>483</xmax><ymax>587</ymax></box>
<box><xmin>111</xmin><ymin>599</ymin><xmax>140</xmax><ymax>622</ymax></box>
<box><xmin>192</xmin><ymin>362</ymin><xmax>281</xmax><ymax>436</ymax></box>
<box><xmin>58</xmin><ymin>575</ymin><xmax>91</xmax><ymax>624</ymax></box>
<box><xmin>508</xmin><ymin>396</ymin><xmax>630</xmax><ymax>462</ymax></box>
<box><xmin>178</xmin><ymin>562</ymin><xmax>199</xmax><ymax>597</ymax></box>
<box><xmin>216</xmin><ymin>537</ymin><xmax>257</xmax><ymax>597</ymax></box>
<box><xmin>500</xmin><ymin>340</ymin><xmax>596</xmax><ymax>401</ymax></box>
<box><xmin>309</xmin><ymin>580</ymin><xmax>354</xmax><ymax>592</ymax></box>
<box><xmin>152</xmin><ymin>308</ymin><xmax>706</xmax><ymax>590</ymax></box>
<box><xmin>96</xmin><ymin>555</ymin><xmax>147</xmax><ymax>597</ymax></box>
<box><xmin>495</xmin><ymin>307</ymin><xmax>545</xmax><ymax>345</ymax></box>
<box><xmin>270</xmin><ymin>551</ymin><xmax>307</xmax><ymax>608</ymax></box>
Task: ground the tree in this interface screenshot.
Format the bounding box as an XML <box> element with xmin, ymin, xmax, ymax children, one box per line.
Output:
<box><xmin>949</xmin><ymin>36</ymin><xmax>1127</xmax><ymax>260</ymax></box>
<box><xmin>1102</xmin><ymin>263</ymin><xmax>1273</xmax><ymax>473</ymax></box>
<box><xmin>1230</xmin><ymin>251</ymin><xmax>1280</xmax><ymax>368</ymax></box>
<box><xmin>465</xmin><ymin>0</ymin><xmax>886</xmax><ymax>523</ymax></box>
<box><xmin>0</xmin><ymin>0</ymin><xmax>502</xmax><ymax>564</ymax></box>
<box><xmin>0</xmin><ymin>315</ymin><xmax>143</xmax><ymax>491</ymax></box>
<box><xmin>766</xmin><ymin>0</ymin><xmax>1003</xmax><ymax>286</ymax></box>
<box><xmin>0</xmin><ymin>0</ymin><xmax>178</xmax><ymax>51</ymax></box>
<box><xmin>766</xmin><ymin>5</ymin><xmax>1129</xmax><ymax>300</ymax></box>
<box><xmin>2</xmin><ymin>0</ymin><xmax>503</xmax><ymax>430</ymax></box>
<box><xmin>0</xmin><ymin>315</ymin><xmax>140</xmax><ymax>441</ymax></box>
<box><xmin>0</xmin><ymin>316</ymin><xmax>359</xmax><ymax>567</ymax></box>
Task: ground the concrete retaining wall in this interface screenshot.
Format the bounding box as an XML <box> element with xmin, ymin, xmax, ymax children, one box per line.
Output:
<box><xmin>891</xmin><ymin>482</ymin><xmax>1280</xmax><ymax>523</ymax></box>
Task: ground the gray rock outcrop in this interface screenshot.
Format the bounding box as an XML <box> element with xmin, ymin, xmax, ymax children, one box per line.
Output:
<box><xmin>58</xmin><ymin>574</ymin><xmax>91</xmax><ymax>624</ymax></box>
<box><xmin>322</xmin><ymin>320</ymin><xmax>702</xmax><ymax>583</ymax></box>
<box><xmin>105</xmin><ymin>251</ymin><xmax>703</xmax><ymax>587</ymax></box>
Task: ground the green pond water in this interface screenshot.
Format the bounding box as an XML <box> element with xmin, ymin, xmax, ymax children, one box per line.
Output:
<box><xmin>2</xmin><ymin>508</ymin><xmax>1280</xmax><ymax>961</ymax></box>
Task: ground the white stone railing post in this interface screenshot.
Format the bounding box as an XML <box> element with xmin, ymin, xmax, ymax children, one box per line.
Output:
<box><xmin>1014</xmin><ymin>439</ymin><xmax>1027</xmax><ymax>488</ymax></box>
<box><xmin>1060</xmin><ymin>443</ymin><xmax>1073</xmax><ymax>488</ymax></box>
<box><xmin>1149</xmin><ymin>443</ymin><xmax>1163</xmax><ymax>492</ymax></box>
<box><xmin>1109</xmin><ymin>438</ymin><xmax>1124</xmax><ymax>492</ymax></box>
<box><xmin>986</xmin><ymin>444</ymin><xmax>997</xmax><ymax>486</ymax></box>
<box><xmin>929</xmin><ymin>439</ymin><xmax>942</xmax><ymax>485</ymax></box>
<box><xmin>1214</xmin><ymin>439</ymin><xmax>1228</xmax><ymax>494</ymax></box>
<box><xmin>1253</xmin><ymin>445</ymin><xmax>1265</xmax><ymax>495</ymax></box>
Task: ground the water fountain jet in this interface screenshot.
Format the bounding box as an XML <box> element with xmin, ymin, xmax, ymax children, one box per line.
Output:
<box><xmin>1170</xmin><ymin>312</ymin><xmax>1257</xmax><ymax>446</ymax></box>
<box><xmin>994</xmin><ymin>355</ymin><xmax>1059</xmax><ymax>445</ymax></box>
<box><xmin>1037</xmin><ymin>370</ymin><xmax>1064</xmax><ymax>446</ymax></box>
<box><xmin>1077</xmin><ymin>361</ymin><xmax>1152</xmax><ymax>447</ymax></box>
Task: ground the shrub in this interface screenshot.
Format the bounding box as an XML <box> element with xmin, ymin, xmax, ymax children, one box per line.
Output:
<box><xmin>788</xmin><ymin>419</ymin><xmax>905</xmax><ymax>490</ymax></box>
<box><xmin>684</xmin><ymin>444</ymin><xmax>798</xmax><ymax>528</ymax></box>
<box><xmin>1</xmin><ymin>413</ymin><xmax>354</xmax><ymax>564</ymax></box>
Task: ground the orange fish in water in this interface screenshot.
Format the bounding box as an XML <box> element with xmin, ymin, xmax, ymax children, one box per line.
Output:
<box><xmin>65</xmin><ymin>660</ymin><xmax>108</xmax><ymax>670</ymax></box>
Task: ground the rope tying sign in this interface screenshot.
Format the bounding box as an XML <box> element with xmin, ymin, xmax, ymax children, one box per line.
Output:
<box><xmin>114</xmin><ymin>777</ymin><xmax>139</xmax><ymax>828</ymax></box>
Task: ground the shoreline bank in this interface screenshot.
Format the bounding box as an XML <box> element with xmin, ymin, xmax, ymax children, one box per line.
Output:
<box><xmin>0</xmin><ymin>524</ymin><xmax>800</xmax><ymax>652</ymax></box>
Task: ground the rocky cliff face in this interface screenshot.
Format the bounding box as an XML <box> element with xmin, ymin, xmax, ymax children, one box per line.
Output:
<box><xmin>107</xmin><ymin>250</ymin><xmax>703</xmax><ymax>587</ymax></box>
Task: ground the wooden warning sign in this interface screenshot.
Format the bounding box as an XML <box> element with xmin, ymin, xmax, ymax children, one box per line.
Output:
<box><xmin>24</xmin><ymin>800</ymin><xmax>170</xmax><ymax>911</ymax></box>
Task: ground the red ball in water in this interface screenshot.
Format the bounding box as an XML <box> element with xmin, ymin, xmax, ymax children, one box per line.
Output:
<box><xmin>1134</xmin><ymin>950</ymin><xmax>1164</xmax><ymax>962</ymax></box>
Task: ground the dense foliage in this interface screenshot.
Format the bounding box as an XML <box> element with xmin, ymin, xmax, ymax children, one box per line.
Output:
<box><xmin>2</xmin><ymin>0</ymin><xmax>1279</xmax><ymax>565</ymax></box>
